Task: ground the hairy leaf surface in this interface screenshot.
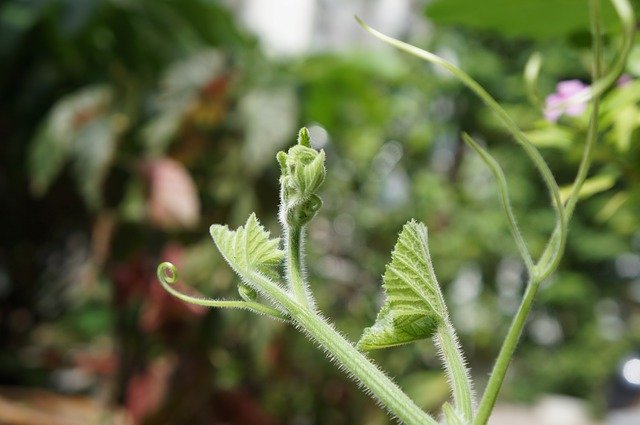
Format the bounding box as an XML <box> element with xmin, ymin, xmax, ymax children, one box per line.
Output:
<box><xmin>210</xmin><ymin>213</ymin><xmax>284</xmax><ymax>281</ymax></box>
<box><xmin>358</xmin><ymin>220</ymin><xmax>446</xmax><ymax>350</ymax></box>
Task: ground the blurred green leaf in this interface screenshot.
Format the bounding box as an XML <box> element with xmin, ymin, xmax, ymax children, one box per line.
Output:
<box><xmin>560</xmin><ymin>173</ymin><xmax>617</xmax><ymax>203</ymax></box>
<box><xmin>524</xmin><ymin>125</ymin><xmax>575</xmax><ymax>149</ymax></box>
<box><xmin>28</xmin><ymin>85</ymin><xmax>113</xmax><ymax>197</ymax></box>
<box><xmin>28</xmin><ymin>123</ymin><xmax>73</xmax><ymax>197</ymax></box>
<box><xmin>596</xmin><ymin>191</ymin><xmax>629</xmax><ymax>222</ymax></box>
<box><xmin>72</xmin><ymin>117</ymin><xmax>118</xmax><ymax>209</ymax></box>
<box><xmin>426</xmin><ymin>0</ymin><xmax>620</xmax><ymax>39</ymax></box>
<box><xmin>402</xmin><ymin>371</ymin><xmax>450</xmax><ymax>411</ymax></box>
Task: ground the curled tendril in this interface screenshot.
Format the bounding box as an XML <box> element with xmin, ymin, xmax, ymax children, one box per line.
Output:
<box><xmin>157</xmin><ymin>261</ymin><xmax>178</xmax><ymax>285</ymax></box>
<box><xmin>156</xmin><ymin>262</ymin><xmax>287</xmax><ymax>320</ymax></box>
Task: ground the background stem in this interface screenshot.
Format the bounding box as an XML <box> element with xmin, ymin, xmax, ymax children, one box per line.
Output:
<box><xmin>472</xmin><ymin>276</ymin><xmax>539</xmax><ymax>425</ymax></box>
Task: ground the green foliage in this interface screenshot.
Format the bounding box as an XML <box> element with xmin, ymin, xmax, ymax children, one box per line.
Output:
<box><xmin>4</xmin><ymin>0</ymin><xmax>640</xmax><ymax>423</ymax></box>
<box><xmin>358</xmin><ymin>220</ymin><xmax>446</xmax><ymax>350</ymax></box>
<box><xmin>210</xmin><ymin>213</ymin><xmax>284</xmax><ymax>283</ymax></box>
<box><xmin>28</xmin><ymin>85</ymin><xmax>117</xmax><ymax>208</ymax></box>
<box><xmin>426</xmin><ymin>0</ymin><xmax>621</xmax><ymax>39</ymax></box>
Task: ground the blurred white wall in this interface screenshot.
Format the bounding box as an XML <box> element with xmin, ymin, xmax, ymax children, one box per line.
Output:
<box><xmin>232</xmin><ymin>0</ymin><xmax>419</xmax><ymax>56</ymax></box>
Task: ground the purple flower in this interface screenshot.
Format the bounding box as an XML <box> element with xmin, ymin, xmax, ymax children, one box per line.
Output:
<box><xmin>617</xmin><ymin>74</ymin><xmax>633</xmax><ymax>87</ymax></box>
<box><xmin>544</xmin><ymin>79</ymin><xmax>588</xmax><ymax>122</ymax></box>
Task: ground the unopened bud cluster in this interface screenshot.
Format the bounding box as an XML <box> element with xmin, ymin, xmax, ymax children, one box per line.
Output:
<box><xmin>277</xmin><ymin>128</ymin><xmax>326</xmax><ymax>227</ymax></box>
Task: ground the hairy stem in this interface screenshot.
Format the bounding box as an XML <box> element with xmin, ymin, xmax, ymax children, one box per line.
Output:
<box><xmin>296</xmin><ymin>308</ymin><xmax>437</xmax><ymax>425</ymax></box>
<box><xmin>435</xmin><ymin>321</ymin><xmax>475</xmax><ymax>422</ymax></box>
<box><xmin>246</xmin><ymin>271</ymin><xmax>438</xmax><ymax>425</ymax></box>
<box><xmin>285</xmin><ymin>224</ymin><xmax>313</xmax><ymax>309</ymax></box>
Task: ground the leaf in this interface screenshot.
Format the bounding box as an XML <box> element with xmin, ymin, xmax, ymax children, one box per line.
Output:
<box><xmin>596</xmin><ymin>191</ymin><xmax>629</xmax><ymax>223</ymax></box>
<box><xmin>560</xmin><ymin>173</ymin><xmax>617</xmax><ymax>203</ymax></box>
<box><xmin>147</xmin><ymin>158</ymin><xmax>201</xmax><ymax>230</ymax></box>
<box><xmin>27</xmin><ymin>85</ymin><xmax>113</xmax><ymax>198</ymax></box>
<box><xmin>72</xmin><ymin>117</ymin><xmax>117</xmax><ymax>209</ymax></box>
<box><xmin>524</xmin><ymin>126</ymin><xmax>575</xmax><ymax>150</ymax></box>
<box><xmin>144</xmin><ymin>50</ymin><xmax>225</xmax><ymax>155</ymax></box>
<box><xmin>426</xmin><ymin>0</ymin><xmax>621</xmax><ymax>40</ymax></box>
<box><xmin>358</xmin><ymin>220</ymin><xmax>446</xmax><ymax>351</ymax></box>
<box><xmin>28</xmin><ymin>124</ymin><xmax>72</xmax><ymax>196</ymax></box>
<box><xmin>210</xmin><ymin>213</ymin><xmax>284</xmax><ymax>282</ymax></box>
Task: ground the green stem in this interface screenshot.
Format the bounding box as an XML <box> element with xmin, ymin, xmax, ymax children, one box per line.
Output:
<box><xmin>435</xmin><ymin>320</ymin><xmax>475</xmax><ymax>422</ymax></box>
<box><xmin>473</xmin><ymin>276</ymin><xmax>540</xmax><ymax>425</ymax></box>
<box><xmin>474</xmin><ymin>1</ymin><xmax>612</xmax><ymax>422</ymax></box>
<box><xmin>205</xmin><ymin>232</ymin><xmax>436</xmax><ymax>424</ymax></box>
<box><xmin>247</xmin><ymin>271</ymin><xmax>438</xmax><ymax>425</ymax></box>
<box><xmin>565</xmin><ymin>2</ymin><xmax>604</xmax><ymax>220</ymax></box>
<box><xmin>356</xmin><ymin>17</ymin><xmax>566</xmax><ymax>250</ymax></box>
<box><xmin>462</xmin><ymin>133</ymin><xmax>534</xmax><ymax>273</ymax></box>
<box><xmin>553</xmin><ymin>0</ymin><xmax>634</xmax><ymax>108</ymax></box>
<box><xmin>533</xmin><ymin>0</ymin><xmax>606</xmax><ymax>282</ymax></box>
<box><xmin>286</xmin><ymin>224</ymin><xmax>313</xmax><ymax>308</ymax></box>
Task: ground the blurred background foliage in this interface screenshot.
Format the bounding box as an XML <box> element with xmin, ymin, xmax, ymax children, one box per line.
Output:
<box><xmin>1</xmin><ymin>0</ymin><xmax>640</xmax><ymax>424</ymax></box>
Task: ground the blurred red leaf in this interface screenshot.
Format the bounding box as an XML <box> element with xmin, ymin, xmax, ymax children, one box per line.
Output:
<box><xmin>125</xmin><ymin>357</ymin><xmax>175</xmax><ymax>424</ymax></box>
<box><xmin>145</xmin><ymin>158</ymin><xmax>200</xmax><ymax>230</ymax></box>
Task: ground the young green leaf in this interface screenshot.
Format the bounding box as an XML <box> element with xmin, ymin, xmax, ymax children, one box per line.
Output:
<box><xmin>357</xmin><ymin>220</ymin><xmax>447</xmax><ymax>350</ymax></box>
<box><xmin>210</xmin><ymin>213</ymin><xmax>284</xmax><ymax>282</ymax></box>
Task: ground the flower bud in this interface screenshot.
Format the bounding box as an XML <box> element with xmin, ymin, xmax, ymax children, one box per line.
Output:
<box><xmin>277</xmin><ymin>128</ymin><xmax>326</xmax><ymax>226</ymax></box>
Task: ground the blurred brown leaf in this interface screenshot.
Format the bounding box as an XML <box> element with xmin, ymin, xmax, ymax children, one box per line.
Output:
<box><xmin>0</xmin><ymin>387</ymin><xmax>130</xmax><ymax>425</ymax></box>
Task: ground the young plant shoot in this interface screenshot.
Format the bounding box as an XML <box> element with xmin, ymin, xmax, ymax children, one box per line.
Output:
<box><xmin>157</xmin><ymin>1</ymin><xmax>635</xmax><ymax>423</ymax></box>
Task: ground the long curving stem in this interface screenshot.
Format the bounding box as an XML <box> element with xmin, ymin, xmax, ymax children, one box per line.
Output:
<box><xmin>473</xmin><ymin>0</ymin><xmax>611</xmax><ymax>422</ymax></box>
<box><xmin>356</xmin><ymin>16</ymin><xmax>567</xmax><ymax>255</ymax></box>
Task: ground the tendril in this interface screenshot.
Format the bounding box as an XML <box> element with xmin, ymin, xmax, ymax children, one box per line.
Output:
<box><xmin>156</xmin><ymin>262</ymin><xmax>288</xmax><ymax>320</ymax></box>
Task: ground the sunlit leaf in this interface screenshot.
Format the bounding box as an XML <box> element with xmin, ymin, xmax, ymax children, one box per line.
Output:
<box><xmin>560</xmin><ymin>173</ymin><xmax>617</xmax><ymax>203</ymax></box>
<box><xmin>524</xmin><ymin>125</ymin><xmax>575</xmax><ymax>150</ymax></box>
<box><xmin>358</xmin><ymin>220</ymin><xmax>446</xmax><ymax>351</ymax></box>
<box><xmin>210</xmin><ymin>213</ymin><xmax>284</xmax><ymax>282</ymax></box>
